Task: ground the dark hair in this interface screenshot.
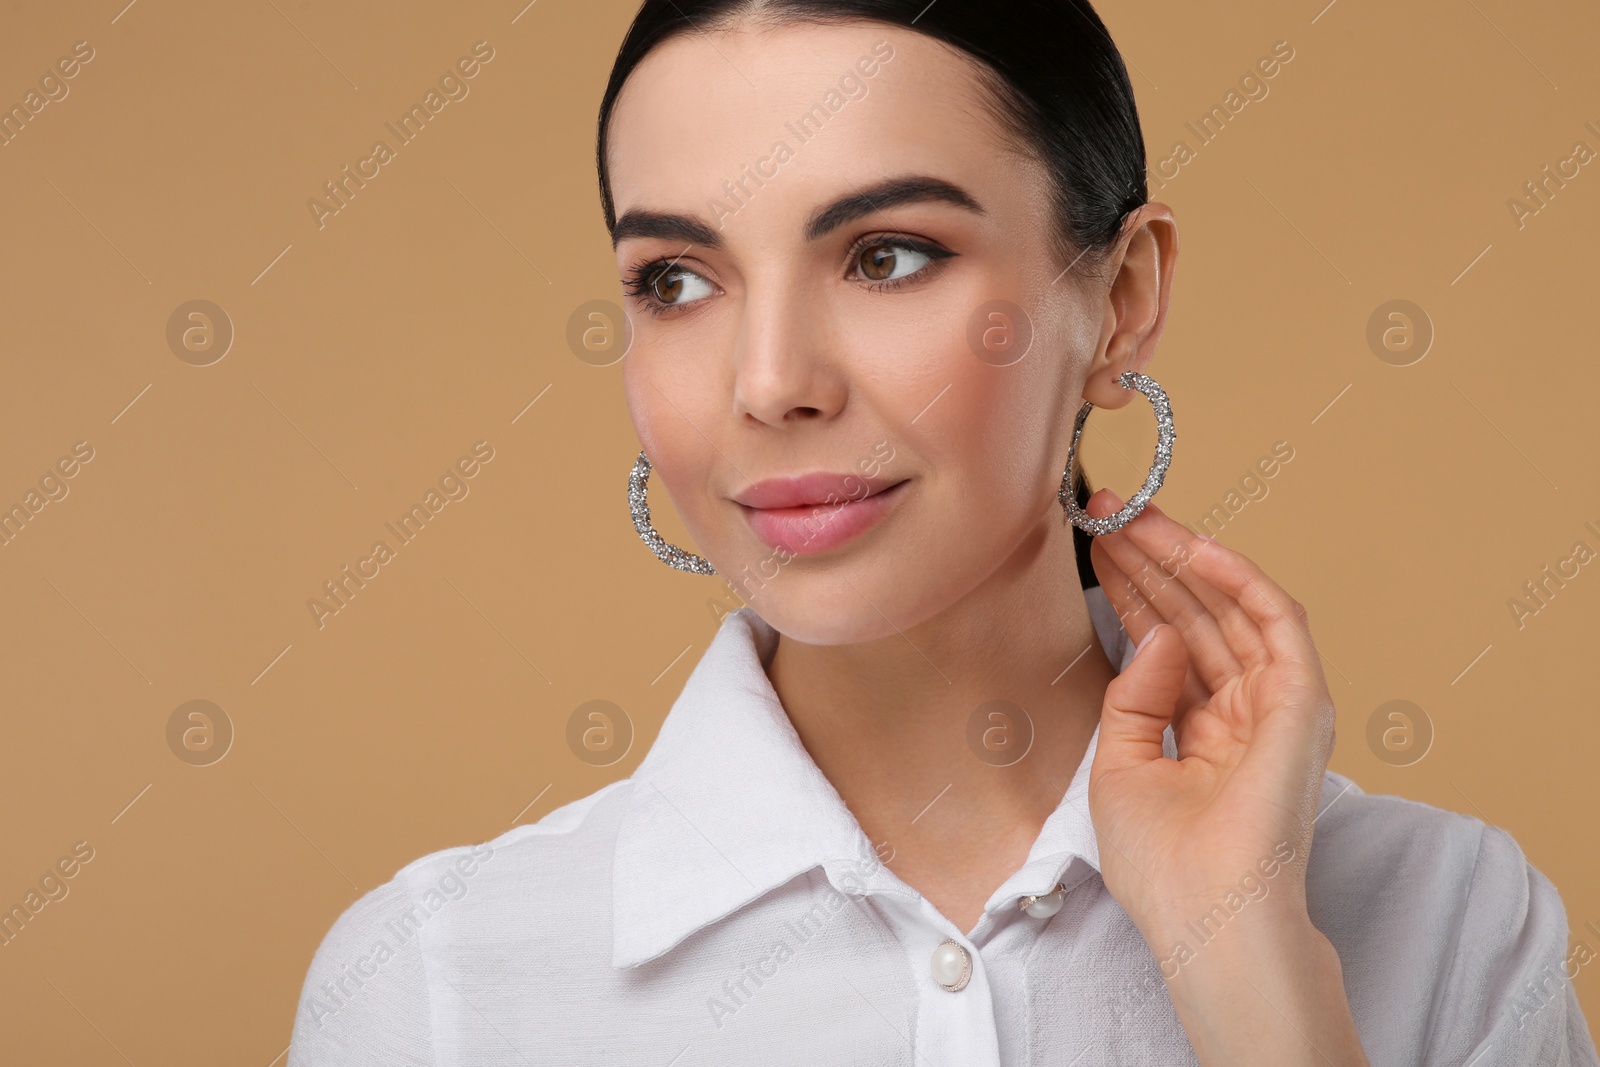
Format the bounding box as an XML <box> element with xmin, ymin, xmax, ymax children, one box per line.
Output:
<box><xmin>596</xmin><ymin>0</ymin><xmax>1149</xmax><ymax>591</ymax></box>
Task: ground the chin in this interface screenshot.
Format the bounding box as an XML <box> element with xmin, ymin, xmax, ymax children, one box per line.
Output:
<box><xmin>745</xmin><ymin>594</ymin><xmax>905</xmax><ymax>646</ymax></box>
<box><xmin>724</xmin><ymin>558</ymin><xmax>943</xmax><ymax>646</ymax></box>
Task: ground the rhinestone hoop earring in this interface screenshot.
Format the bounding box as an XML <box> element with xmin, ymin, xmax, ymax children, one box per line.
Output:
<box><xmin>1059</xmin><ymin>370</ymin><xmax>1176</xmax><ymax>536</ymax></box>
<box><xmin>628</xmin><ymin>451</ymin><xmax>717</xmax><ymax>576</ymax></box>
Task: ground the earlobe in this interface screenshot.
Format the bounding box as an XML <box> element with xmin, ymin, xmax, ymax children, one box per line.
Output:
<box><xmin>1082</xmin><ymin>351</ymin><xmax>1145</xmax><ymax>409</ymax></box>
<box><xmin>1081</xmin><ymin>366</ymin><xmax>1122</xmax><ymax>409</ymax></box>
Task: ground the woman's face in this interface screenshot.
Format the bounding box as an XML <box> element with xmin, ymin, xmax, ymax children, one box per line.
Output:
<box><xmin>607</xmin><ymin>19</ymin><xmax>1156</xmax><ymax>644</ymax></box>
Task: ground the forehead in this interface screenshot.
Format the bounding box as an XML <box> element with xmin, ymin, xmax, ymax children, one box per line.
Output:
<box><xmin>605</xmin><ymin>20</ymin><xmax>1031</xmax><ymax>232</ymax></box>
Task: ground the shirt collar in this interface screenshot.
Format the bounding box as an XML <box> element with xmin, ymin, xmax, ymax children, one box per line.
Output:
<box><xmin>611</xmin><ymin>585</ymin><xmax>1164</xmax><ymax>969</ymax></box>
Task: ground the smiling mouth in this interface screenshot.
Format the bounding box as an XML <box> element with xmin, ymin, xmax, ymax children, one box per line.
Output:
<box><xmin>737</xmin><ymin>478</ymin><xmax>910</xmax><ymax>555</ymax></box>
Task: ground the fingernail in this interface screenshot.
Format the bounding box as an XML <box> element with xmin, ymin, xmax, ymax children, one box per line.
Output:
<box><xmin>1133</xmin><ymin>626</ymin><xmax>1159</xmax><ymax>657</ymax></box>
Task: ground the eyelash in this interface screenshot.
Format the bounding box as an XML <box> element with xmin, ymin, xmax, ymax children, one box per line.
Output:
<box><xmin>621</xmin><ymin>233</ymin><xmax>955</xmax><ymax>318</ymax></box>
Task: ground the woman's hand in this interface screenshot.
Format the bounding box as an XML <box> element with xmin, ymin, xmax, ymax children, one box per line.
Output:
<box><xmin>1083</xmin><ymin>488</ymin><xmax>1367</xmax><ymax>1066</ymax></box>
<box><xmin>1084</xmin><ymin>487</ymin><xmax>1333</xmax><ymax>936</ymax></box>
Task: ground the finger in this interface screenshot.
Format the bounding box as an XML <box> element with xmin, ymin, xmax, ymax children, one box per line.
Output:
<box><xmin>1184</xmin><ymin>534</ymin><xmax>1316</xmax><ymax>667</ymax></box>
<box><xmin>1089</xmin><ymin>535</ymin><xmax>1212</xmax><ymax>732</ymax></box>
<box><xmin>1119</xmin><ymin>501</ymin><xmax>1271</xmax><ymax>672</ymax></box>
<box><xmin>1095</xmin><ymin>622</ymin><xmax>1190</xmax><ymax>774</ymax></box>
<box><xmin>1088</xmin><ymin>529</ymin><xmax>1161</xmax><ymax>647</ymax></box>
<box><xmin>1089</xmin><ymin>490</ymin><xmax>1246</xmax><ymax>693</ymax></box>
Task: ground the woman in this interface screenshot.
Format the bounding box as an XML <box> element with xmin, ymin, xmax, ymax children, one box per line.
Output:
<box><xmin>289</xmin><ymin>2</ymin><xmax>1600</xmax><ymax>1064</ymax></box>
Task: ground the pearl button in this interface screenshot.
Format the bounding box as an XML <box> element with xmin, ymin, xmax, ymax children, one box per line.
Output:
<box><xmin>1019</xmin><ymin>882</ymin><xmax>1066</xmax><ymax>918</ymax></box>
<box><xmin>930</xmin><ymin>938</ymin><xmax>972</xmax><ymax>991</ymax></box>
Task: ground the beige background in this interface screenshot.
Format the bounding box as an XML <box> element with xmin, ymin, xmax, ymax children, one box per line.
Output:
<box><xmin>0</xmin><ymin>0</ymin><xmax>1596</xmax><ymax>1060</ymax></box>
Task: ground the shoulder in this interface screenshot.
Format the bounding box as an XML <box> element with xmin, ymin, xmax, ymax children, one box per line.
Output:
<box><xmin>1307</xmin><ymin>769</ymin><xmax>1600</xmax><ymax>1066</ymax></box>
<box><xmin>287</xmin><ymin>777</ymin><xmax>637</xmax><ymax>1066</ymax></box>
<box><xmin>1304</xmin><ymin>768</ymin><xmax>1482</xmax><ymax>994</ymax></box>
<box><xmin>1306</xmin><ymin>767</ymin><xmax>1485</xmax><ymax>898</ymax></box>
<box><xmin>1307</xmin><ymin>766</ymin><xmax>1552</xmax><ymax>941</ymax></box>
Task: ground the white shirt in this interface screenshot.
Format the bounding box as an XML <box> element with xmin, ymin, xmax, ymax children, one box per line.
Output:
<box><xmin>288</xmin><ymin>586</ymin><xmax>1600</xmax><ymax>1066</ymax></box>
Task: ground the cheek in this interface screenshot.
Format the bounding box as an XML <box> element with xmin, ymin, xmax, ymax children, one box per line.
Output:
<box><xmin>622</xmin><ymin>308</ymin><xmax>736</xmax><ymax>435</ymax></box>
<box><xmin>620</xmin><ymin>359</ymin><xmax>658</xmax><ymax>452</ymax></box>
<box><xmin>934</xmin><ymin>363</ymin><xmax>1057</xmax><ymax>511</ymax></box>
<box><xmin>873</xmin><ymin>302</ymin><xmax>1060</xmax><ymax>519</ymax></box>
<box><xmin>621</xmin><ymin>354</ymin><xmax>716</xmax><ymax>516</ymax></box>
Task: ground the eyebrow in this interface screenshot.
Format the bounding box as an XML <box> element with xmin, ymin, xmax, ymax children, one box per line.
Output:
<box><xmin>609</xmin><ymin>174</ymin><xmax>985</xmax><ymax>250</ymax></box>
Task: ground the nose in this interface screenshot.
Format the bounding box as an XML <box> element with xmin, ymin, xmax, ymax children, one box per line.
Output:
<box><xmin>730</xmin><ymin>284</ymin><xmax>848</xmax><ymax>427</ymax></box>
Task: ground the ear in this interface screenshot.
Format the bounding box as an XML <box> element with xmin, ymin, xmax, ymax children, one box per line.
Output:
<box><xmin>1082</xmin><ymin>203</ymin><xmax>1180</xmax><ymax>411</ymax></box>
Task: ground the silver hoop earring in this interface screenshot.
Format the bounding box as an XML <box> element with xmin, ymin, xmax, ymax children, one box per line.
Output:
<box><xmin>1059</xmin><ymin>370</ymin><xmax>1176</xmax><ymax>536</ymax></box>
<box><xmin>628</xmin><ymin>451</ymin><xmax>717</xmax><ymax>576</ymax></box>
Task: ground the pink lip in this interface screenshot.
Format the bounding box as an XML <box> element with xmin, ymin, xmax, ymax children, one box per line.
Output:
<box><xmin>734</xmin><ymin>474</ymin><xmax>910</xmax><ymax>555</ymax></box>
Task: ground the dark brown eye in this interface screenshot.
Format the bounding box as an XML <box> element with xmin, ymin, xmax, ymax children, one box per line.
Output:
<box><xmin>857</xmin><ymin>243</ymin><xmax>898</xmax><ymax>281</ymax></box>
<box><xmin>649</xmin><ymin>269</ymin><xmax>683</xmax><ymax>304</ymax></box>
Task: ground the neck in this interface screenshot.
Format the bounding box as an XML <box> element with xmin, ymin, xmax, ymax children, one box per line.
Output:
<box><xmin>765</xmin><ymin>509</ymin><xmax>1116</xmax><ymax>917</ymax></box>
